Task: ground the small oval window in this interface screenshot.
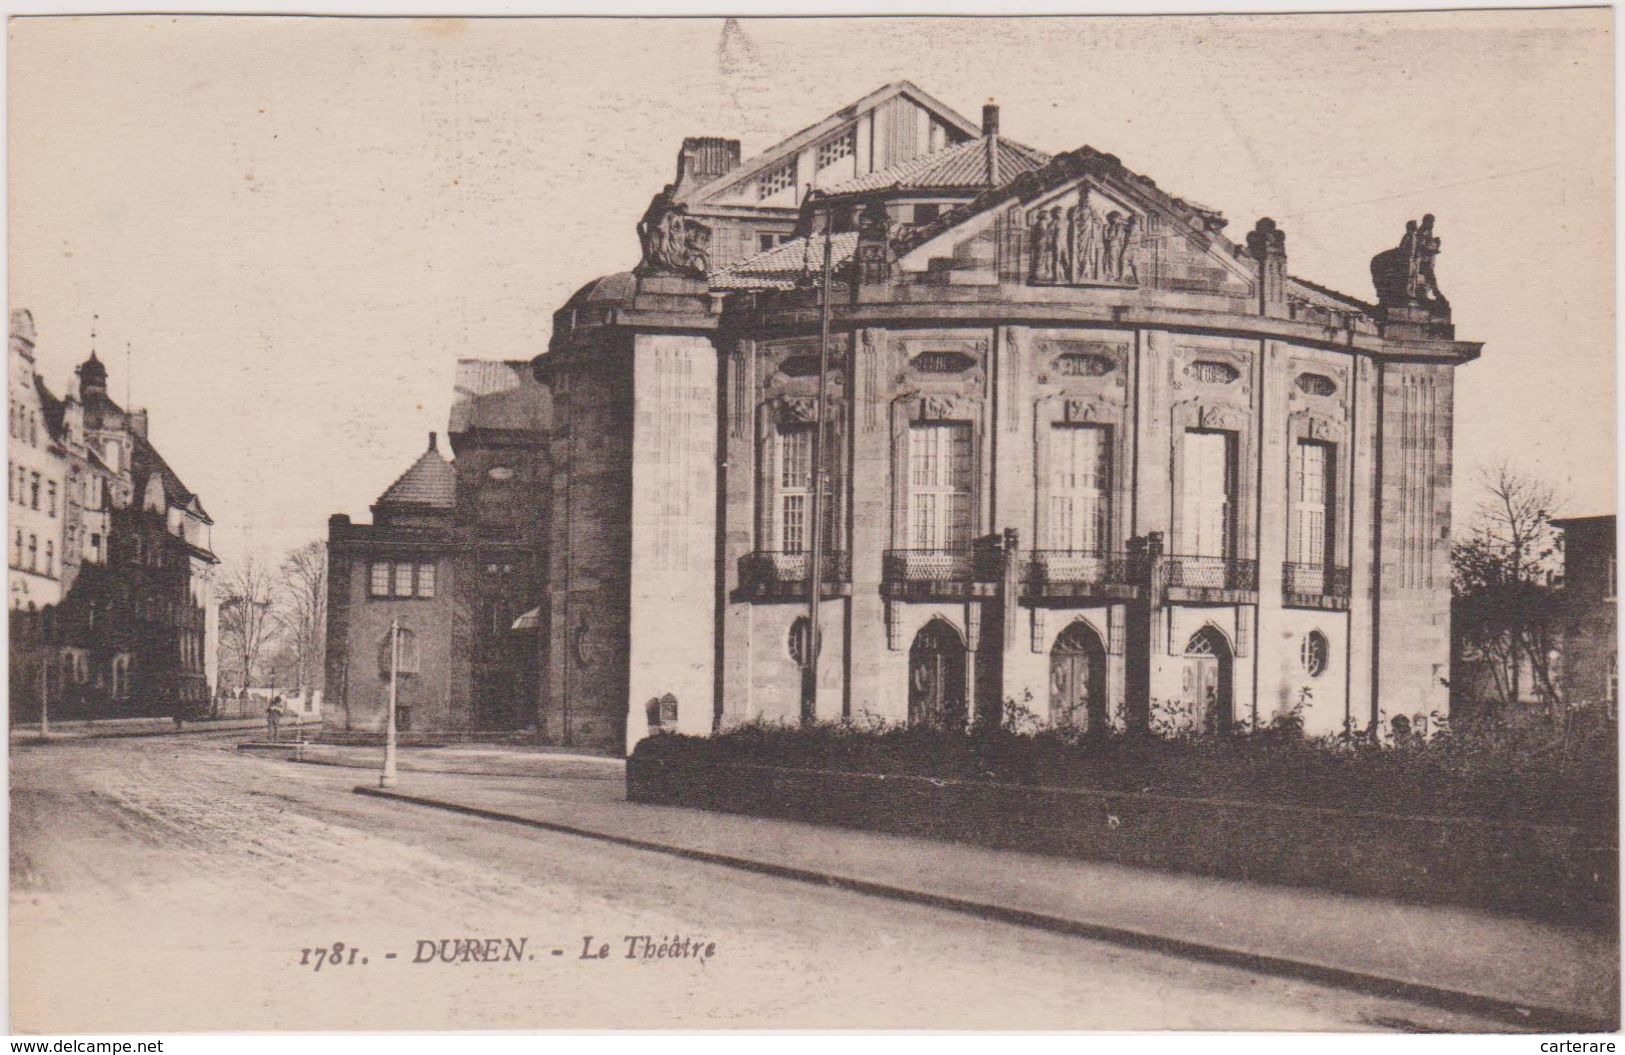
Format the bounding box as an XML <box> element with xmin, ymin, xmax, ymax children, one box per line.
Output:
<box><xmin>1301</xmin><ymin>630</ymin><xmax>1329</xmax><ymax>678</ymax></box>
<box><xmin>1189</xmin><ymin>360</ymin><xmax>1240</xmax><ymax>384</ymax></box>
<box><xmin>1295</xmin><ymin>373</ymin><xmax>1337</xmax><ymax>397</ymax></box>
<box><xmin>487</xmin><ymin>466</ymin><xmax>516</xmax><ymax>481</ymax></box>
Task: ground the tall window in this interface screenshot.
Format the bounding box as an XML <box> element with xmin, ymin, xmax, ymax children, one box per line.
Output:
<box><xmin>1180</xmin><ymin>430</ymin><xmax>1232</xmax><ymax>557</ymax></box>
<box><xmin>27</xmin><ymin>534</ymin><xmax>37</xmax><ymax>572</ymax></box>
<box><xmin>777</xmin><ymin>425</ymin><xmax>813</xmax><ymax>553</ymax></box>
<box><xmin>1048</xmin><ymin>425</ymin><xmax>1110</xmax><ymax>552</ymax></box>
<box><xmin>29</xmin><ymin>472</ymin><xmax>39</xmax><ymax>510</ymax></box>
<box><xmin>45</xmin><ymin>541</ymin><xmax>53</xmax><ymax>577</ymax></box>
<box><xmin>908</xmin><ymin>423</ymin><xmax>973</xmax><ymax>550</ymax></box>
<box><xmin>46</xmin><ymin>480</ymin><xmax>57</xmax><ymax>517</ymax></box>
<box><xmin>392</xmin><ymin>562</ymin><xmax>415</xmax><ymax>598</ymax></box>
<box><xmin>1292</xmin><ymin>441</ymin><xmax>1333</xmax><ymax>566</ymax></box>
<box><xmin>369</xmin><ymin>562</ymin><xmax>390</xmax><ymax>597</ymax></box>
<box><xmin>416</xmin><ymin>562</ymin><xmax>436</xmax><ymax>598</ymax></box>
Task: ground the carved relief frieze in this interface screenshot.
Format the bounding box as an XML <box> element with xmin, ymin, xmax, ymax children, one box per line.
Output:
<box><xmin>1171</xmin><ymin>397</ymin><xmax>1248</xmax><ymax>433</ymax></box>
<box><xmin>771</xmin><ymin>394</ymin><xmax>842</xmax><ymax>427</ymax></box>
<box><xmin>1026</xmin><ymin>184</ymin><xmax>1143</xmax><ymax>287</ymax></box>
<box><xmin>1062</xmin><ymin>397</ymin><xmax>1110</xmax><ymax>424</ymax></box>
<box><xmin>1289</xmin><ymin>409</ymin><xmax>1344</xmax><ymax>444</ymax></box>
<box><xmin>916</xmin><ymin>393</ymin><xmax>977</xmax><ymax>421</ymax></box>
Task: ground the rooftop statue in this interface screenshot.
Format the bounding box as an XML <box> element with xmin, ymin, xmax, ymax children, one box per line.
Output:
<box><xmin>636</xmin><ymin>192</ymin><xmax>713</xmax><ymax>278</ymax></box>
<box><xmin>1370</xmin><ymin>213</ymin><xmax>1447</xmax><ymax>309</ymax></box>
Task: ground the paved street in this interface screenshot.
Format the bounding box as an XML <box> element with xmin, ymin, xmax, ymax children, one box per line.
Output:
<box><xmin>11</xmin><ymin>734</ymin><xmax>1509</xmax><ymax>1032</ymax></box>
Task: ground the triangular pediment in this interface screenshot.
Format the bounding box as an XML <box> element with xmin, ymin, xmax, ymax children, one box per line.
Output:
<box><xmin>895</xmin><ymin>150</ymin><xmax>1259</xmax><ymax>298</ymax></box>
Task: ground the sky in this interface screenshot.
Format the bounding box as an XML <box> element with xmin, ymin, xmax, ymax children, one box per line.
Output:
<box><xmin>9</xmin><ymin>11</ymin><xmax>1614</xmax><ymax>571</ymax></box>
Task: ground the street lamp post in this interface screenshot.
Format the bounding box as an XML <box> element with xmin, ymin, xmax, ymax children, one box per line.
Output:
<box><xmin>39</xmin><ymin>655</ymin><xmax>49</xmax><ymax>738</ymax></box>
<box><xmin>380</xmin><ymin>617</ymin><xmax>399</xmax><ymax>789</ymax></box>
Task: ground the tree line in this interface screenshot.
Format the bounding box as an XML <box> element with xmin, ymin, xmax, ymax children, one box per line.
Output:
<box><xmin>216</xmin><ymin>540</ymin><xmax>326</xmax><ymax>698</ymax></box>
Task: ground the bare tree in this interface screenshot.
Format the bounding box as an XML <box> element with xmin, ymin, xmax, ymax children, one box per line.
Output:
<box><xmin>1452</xmin><ymin>462</ymin><xmax>1566</xmax><ymax>720</ymax></box>
<box><xmin>218</xmin><ymin>556</ymin><xmax>278</xmax><ymax>695</ymax></box>
<box><xmin>274</xmin><ymin>540</ymin><xmax>327</xmax><ymax>694</ymax></box>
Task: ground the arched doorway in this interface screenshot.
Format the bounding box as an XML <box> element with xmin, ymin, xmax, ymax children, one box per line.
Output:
<box><xmin>909</xmin><ymin>619</ymin><xmax>966</xmax><ymax>729</ymax></box>
<box><xmin>1183</xmin><ymin>626</ymin><xmax>1234</xmax><ymax>735</ymax></box>
<box><xmin>1050</xmin><ymin>621</ymin><xmax>1108</xmax><ymax>733</ymax></box>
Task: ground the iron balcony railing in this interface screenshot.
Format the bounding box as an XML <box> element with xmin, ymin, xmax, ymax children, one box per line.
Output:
<box><xmin>1282</xmin><ymin>562</ymin><xmax>1352</xmax><ymax>600</ymax></box>
<box><xmin>1163</xmin><ymin>554</ymin><xmax>1259</xmax><ymax>592</ymax></box>
<box><xmin>883</xmin><ymin>548</ymin><xmax>1000</xmax><ymax>584</ymax></box>
<box><xmin>1022</xmin><ymin>550</ymin><xmax>1141</xmax><ymax>588</ymax></box>
<box><xmin>739</xmin><ymin>550</ymin><xmax>851</xmax><ymax>588</ymax></box>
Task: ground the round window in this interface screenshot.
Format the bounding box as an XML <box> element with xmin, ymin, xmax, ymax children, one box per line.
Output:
<box><xmin>1301</xmin><ymin>630</ymin><xmax>1329</xmax><ymax>677</ymax></box>
<box><xmin>788</xmin><ymin>616</ymin><xmax>821</xmax><ymax>667</ymax></box>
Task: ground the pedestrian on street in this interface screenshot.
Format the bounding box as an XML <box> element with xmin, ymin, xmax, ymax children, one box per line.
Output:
<box><xmin>267</xmin><ymin>695</ymin><xmax>284</xmax><ymax>743</ymax></box>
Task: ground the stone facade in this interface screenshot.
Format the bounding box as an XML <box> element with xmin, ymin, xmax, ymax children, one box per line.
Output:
<box><xmin>540</xmin><ymin>88</ymin><xmax>1479</xmax><ymax>754</ymax></box>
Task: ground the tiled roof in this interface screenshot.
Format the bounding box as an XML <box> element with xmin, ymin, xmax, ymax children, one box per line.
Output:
<box><xmin>711</xmin><ymin>231</ymin><xmax>860</xmax><ymax>291</ymax></box>
<box><xmin>449</xmin><ymin>360</ymin><xmax>548</xmax><ymax>434</ymax></box>
<box><xmin>34</xmin><ymin>376</ymin><xmax>65</xmax><ymax>444</ymax></box>
<box><xmin>820</xmin><ymin>136</ymin><xmax>1050</xmax><ymax>196</ymax></box>
<box><xmin>376</xmin><ymin>441</ymin><xmax>456</xmax><ymax>509</ymax></box>
<box><xmin>131</xmin><ymin>432</ymin><xmax>208</xmax><ymax>520</ymax></box>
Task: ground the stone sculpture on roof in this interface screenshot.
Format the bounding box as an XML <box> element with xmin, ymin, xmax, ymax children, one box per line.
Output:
<box><xmin>1370</xmin><ymin>213</ymin><xmax>1447</xmax><ymax>309</ymax></box>
<box><xmin>636</xmin><ymin>192</ymin><xmax>713</xmax><ymax>278</ymax></box>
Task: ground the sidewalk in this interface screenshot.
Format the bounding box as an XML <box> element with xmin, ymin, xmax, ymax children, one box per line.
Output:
<box><xmin>251</xmin><ymin>741</ymin><xmax>622</xmax><ymax>780</ymax></box>
<box><xmin>352</xmin><ymin>765</ymin><xmax>1619</xmax><ymax>1031</ymax></box>
<box><xmin>11</xmin><ymin>715</ymin><xmax>321</xmax><ymax>742</ymax></box>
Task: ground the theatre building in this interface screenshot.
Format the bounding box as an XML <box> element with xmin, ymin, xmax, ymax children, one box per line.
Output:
<box><xmin>546</xmin><ymin>83</ymin><xmax>1478</xmax><ymax>754</ymax></box>
<box><xmin>328</xmin><ymin>82</ymin><xmax>1479</xmax><ymax>753</ymax></box>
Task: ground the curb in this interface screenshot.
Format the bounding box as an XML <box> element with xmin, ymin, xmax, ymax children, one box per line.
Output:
<box><xmin>352</xmin><ymin>784</ymin><xmax>1614</xmax><ymax>1033</ymax></box>
<box><xmin>12</xmin><ymin>720</ymin><xmax>321</xmax><ymax>742</ymax></box>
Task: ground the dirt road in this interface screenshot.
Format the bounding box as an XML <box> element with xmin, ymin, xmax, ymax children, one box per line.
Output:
<box><xmin>11</xmin><ymin>735</ymin><xmax>1503</xmax><ymax>1032</ymax></box>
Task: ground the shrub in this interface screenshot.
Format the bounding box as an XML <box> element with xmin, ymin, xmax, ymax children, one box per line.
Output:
<box><xmin>635</xmin><ymin>707</ymin><xmax>1617</xmax><ymax>831</ymax></box>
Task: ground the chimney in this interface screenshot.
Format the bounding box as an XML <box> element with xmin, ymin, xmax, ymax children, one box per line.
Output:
<box><xmin>428</xmin><ymin>431</ymin><xmax>438</xmax><ymax>452</ymax></box>
<box><xmin>674</xmin><ymin>136</ymin><xmax>742</xmax><ymax>193</ymax></box>
<box><xmin>1246</xmin><ymin>217</ymin><xmax>1289</xmax><ymax>318</ymax></box>
<box><xmin>982</xmin><ymin>102</ymin><xmax>1000</xmax><ymax>137</ymax></box>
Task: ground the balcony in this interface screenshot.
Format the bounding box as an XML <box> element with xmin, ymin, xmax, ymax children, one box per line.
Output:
<box><xmin>1020</xmin><ymin>550</ymin><xmax>1143</xmax><ymax>603</ymax></box>
<box><xmin>1163</xmin><ymin>554</ymin><xmax>1259</xmax><ymax>603</ymax></box>
<box><xmin>1282</xmin><ymin>562</ymin><xmax>1352</xmax><ymax>610</ymax></box>
<box><xmin>881</xmin><ymin>548</ymin><xmax>1001</xmax><ymax>601</ymax></box>
<box><xmin>736</xmin><ymin>550</ymin><xmax>850</xmax><ymax>601</ymax></box>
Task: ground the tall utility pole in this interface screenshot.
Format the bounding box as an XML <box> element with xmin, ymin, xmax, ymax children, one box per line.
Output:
<box><xmin>802</xmin><ymin>204</ymin><xmax>835</xmax><ymax>725</ymax></box>
<box><xmin>380</xmin><ymin>618</ymin><xmax>399</xmax><ymax>789</ymax></box>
